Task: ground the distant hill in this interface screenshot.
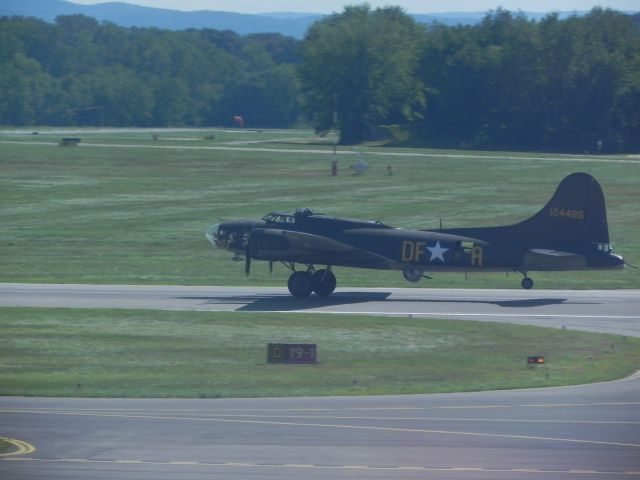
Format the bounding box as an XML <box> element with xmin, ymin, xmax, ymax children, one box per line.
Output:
<box><xmin>1</xmin><ymin>0</ymin><xmax>633</xmax><ymax>38</ymax></box>
<box><xmin>0</xmin><ymin>0</ymin><xmax>321</xmax><ymax>37</ymax></box>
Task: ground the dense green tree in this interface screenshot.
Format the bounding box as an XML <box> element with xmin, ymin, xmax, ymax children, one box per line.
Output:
<box><xmin>0</xmin><ymin>9</ymin><xmax>638</xmax><ymax>152</ymax></box>
<box><xmin>613</xmin><ymin>53</ymin><xmax>640</xmax><ymax>151</ymax></box>
<box><xmin>416</xmin><ymin>8</ymin><xmax>640</xmax><ymax>152</ymax></box>
<box><xmin>0</xmin><ymin>14</ymin><xmax>301</xmax><ymax>128</ymax></box>
<box><xmin>299</xmin><ymin>5</ymin><xmax>426</xmax><ymax>144</ymax></box>
<box><xmin>217</xmin><ymin>64</ymin><xmax>300</xmax><ymax>127</ymax></box>
<box><xmin>0</xmin><ymin>52</ymin><xmax>59</xmax><ymax>125</ymax></box>
<box><xmin>516</xmin><ymin>8</ymin><xmax>640</xmax><ymax>152</ymax></box>
<box><xmin>244</xmin><ymin>33</ymin><xmax>300</xmax><ymax>64</ymax></box>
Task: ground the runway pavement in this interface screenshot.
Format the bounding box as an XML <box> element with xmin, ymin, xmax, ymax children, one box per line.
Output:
<box><xmin>2</xmin><ymin>284</ymin><xmax>639</xmax><ymax>479</ymax></box>
<box><xmin>1</xmin><ymin>283</ymin><xmax>640</xmax><ymax>336</ymax></box>
<box><xmin>2</xmin><ymin>376</ymin><xmax>640</xmax><ymax>480</ymax></box>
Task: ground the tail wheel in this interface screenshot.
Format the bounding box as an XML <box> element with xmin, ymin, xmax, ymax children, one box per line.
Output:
<box><xmin>311</xmin><ymin>269</ymin><xmax>337</xmax><ymax>297</ymax></box>
<box><xmin>288</xmin><ymin>271</ymin><xmax>313</xmax><ymax>298</ymax></box>
<box><xmin>521</xmin><ymin>277</ymin><xmax>534</xmax><ymax>290</ymax></box>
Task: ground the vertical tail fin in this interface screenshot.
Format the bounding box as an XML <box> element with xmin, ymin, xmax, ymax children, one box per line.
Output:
<box><xmin>440</xmin><ymin>173</ymin><xmax>612</xmax><ymax>246</ymax></box>
<box><xmin>509</xmin><ymin>172</ymin><xmax>610</xmax><ymax>245</ymax></box>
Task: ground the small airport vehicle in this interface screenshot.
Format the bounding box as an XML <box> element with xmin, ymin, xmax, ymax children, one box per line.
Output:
<box><xmin>207</xmin><ymin>172</ymin><xmax>624</xmax><ymax>297</ymax></box>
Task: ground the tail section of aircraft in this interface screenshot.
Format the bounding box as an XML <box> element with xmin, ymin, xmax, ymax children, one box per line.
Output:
<box><xmin>209</xmin><ymin>171</ymin><xmax>624</xmax><ymax>296</ymax></box>
<box><xmin>509</xmin><ymin>172</ymin><xmax>610</xmax><ymax>245</ymax></box>
<box><xmin>443</xmin><ymin>172</ymin><xmax>611</xmax><ymax>247</ymax></box>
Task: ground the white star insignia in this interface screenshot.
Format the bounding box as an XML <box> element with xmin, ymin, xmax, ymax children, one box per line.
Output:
<box><xmin>427</xmin><ymin>241</ymin><xmax>449</xmax><ymax>262</ymax></box>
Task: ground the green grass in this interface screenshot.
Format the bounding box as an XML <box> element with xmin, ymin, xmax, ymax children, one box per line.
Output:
<box><xmin>1</xmin><ymin>307</ymin><xmax>639</xmax><ymax>398</ymax></box>
<box><xmin>1</xmin><ymin>127</ymin><xmax>639</xmax><ymax>289</ymax></box>
<box><xmin>2</xmin><ymin>132</ymin><xmax>637</xmax><ymax>399</ymax></box>
<box><xmin>0</xmin><ymin>438</ymin><xmax>12</xmax><ymax>454</ymax></box>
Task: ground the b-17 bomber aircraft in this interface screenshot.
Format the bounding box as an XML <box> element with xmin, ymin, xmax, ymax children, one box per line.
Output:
<box><xmin>206</xmin><ymin>172</ymin><xmax>625</xmax><ymax>298</ymax></box>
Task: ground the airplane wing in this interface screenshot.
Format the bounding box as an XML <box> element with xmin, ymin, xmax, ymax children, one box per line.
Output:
<box><xmin>524</xmin><ymin>249</ymin><xmax>587</xmax><ymax>270</ymax></box>
<box><xmin>251</xmin><ymin>229</ymin><xmax>396</xmax><ymax>268</ymax></box>
<box><xmin>419</xmin><ymin>230</ymin><xmax>489</xmax><ymax>246</ymax></box>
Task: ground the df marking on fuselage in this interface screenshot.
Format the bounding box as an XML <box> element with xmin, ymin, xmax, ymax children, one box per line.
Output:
<box><xmin>206</xmin><ymin>172</ymin><xmax>624</xmax><ymax>298</ymax></box>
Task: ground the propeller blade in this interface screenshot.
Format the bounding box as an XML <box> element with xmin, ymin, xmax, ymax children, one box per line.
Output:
<box><xmin>245</xmin><ymin>244</ymin><xmax>251</xmax><ymax>276</ymax></box>
<box><xmin>269</xmin><ymin>261</ymin><xmax>273</xmax><ymax>274</ymax></box>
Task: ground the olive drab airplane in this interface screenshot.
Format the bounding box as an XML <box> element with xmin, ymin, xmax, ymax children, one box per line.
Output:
<box><xmin>206</xmin><ymin>172</ymin><xmax>625</xmax><ymax>298</ymax></box>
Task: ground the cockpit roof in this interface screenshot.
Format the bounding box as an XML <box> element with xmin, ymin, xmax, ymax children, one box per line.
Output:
<box><xmin>262</xmin><ymin>207</ymin><xmax>315</xmax><ymax>224</ymax></box>
<box><xmin>262</xmin><ymin>208</ymin><xmax>391</xmax><ymax>228</ymax></box>
<box><xmin>262</xmin><ymin>212</ymin><xmax>296</xmax><ymax>224</ymax></box>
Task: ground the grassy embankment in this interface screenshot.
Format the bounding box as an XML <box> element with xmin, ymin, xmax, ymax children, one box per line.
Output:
<box><xmin>2</xmin><ymin>307</ymin><xmax>639</xmax><ymax>398</ymax></box>
<box><xmin>0</xmin><ymin>438</ymin><xmax>12</xmax><ymax>454</ymax></box>
<box><xmin>1</xmin><ymin>128</ymin><xmax>639</xmax><ymax>289</ymax></box>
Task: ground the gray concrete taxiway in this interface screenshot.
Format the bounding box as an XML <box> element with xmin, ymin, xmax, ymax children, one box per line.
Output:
<box><xmin>2</xmin><ymin>377</ymin><xmax>640</xmax><ymax>480</ymax></box>
<box><xmin>1</xmin><ymin>283</ymin><xmax>639</xmax><ymax>336</ymax></box>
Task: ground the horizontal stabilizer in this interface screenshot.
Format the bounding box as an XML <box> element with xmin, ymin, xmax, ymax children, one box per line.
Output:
<box><xmin>528</xmin><ymin>249</ymin><xmax>583</xmax><ymax>257</ymax></box>
<box><xmin>524</xmin><ymin>249</ymin><xmax>587</xmax><ymax>270</ymax></box>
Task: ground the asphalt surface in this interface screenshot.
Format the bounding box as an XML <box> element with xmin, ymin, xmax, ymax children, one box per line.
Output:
<box><xmin>2</xmin><ymin>284</ymin><xmax>639</xmax><ymax>479</ymax></box>
<box><xmin>1</xmin><ymin>283</ymin><xmax>639</xmax><ymax>336</ymax></box>
<box><xmin>2</xmin><ymin>377</ymin><xmax>640</xmax><ymax>480</ymax></box>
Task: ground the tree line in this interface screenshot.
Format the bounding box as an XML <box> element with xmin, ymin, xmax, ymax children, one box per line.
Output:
<box><xmin>0</xmin><ymin>14</ymin><xmax>301</xmax><ymax>128</ymax></box>
<box><xmin>1</xmin><ymin>6</ymin><xmax>639</xmax><ymax>152</ymax></box>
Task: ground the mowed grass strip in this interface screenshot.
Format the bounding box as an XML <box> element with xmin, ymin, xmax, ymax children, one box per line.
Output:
<box><xmin>1</xmin><ymin>307</ymin><xmax>638</xmax><ymax>398</ymax></box>
<box><xmin>0</xmin><ymin>438</ymin><xmax>13</xmax><ymax>454</ymax></box>
<box><xmin>1</xmin><ymin>128</ymin><xmax>639</xmax><ymax>289</ymax></box>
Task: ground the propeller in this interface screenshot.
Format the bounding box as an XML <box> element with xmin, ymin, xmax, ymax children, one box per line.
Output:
<box><xmin>244</xmin><ymin>228</ymin><xmax>272</xmax><ymax>276</ymax></box>
<box><xmin>245</xmin><ymin>242</ymin><xmax>251</xmax><ymax>276</ymax></box>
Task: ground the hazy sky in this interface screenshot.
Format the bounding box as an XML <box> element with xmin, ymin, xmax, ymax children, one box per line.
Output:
<box><xmin>69</xmin><ymin>0</ymin><xmax>639</xmax><ymax>14</ymax></box>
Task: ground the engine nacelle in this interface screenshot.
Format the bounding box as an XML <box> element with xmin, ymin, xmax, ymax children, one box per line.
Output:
<box><xmin>249</xmin><ymin>229</ymin><xmax>291</xmax><ymax>260</ymax></box>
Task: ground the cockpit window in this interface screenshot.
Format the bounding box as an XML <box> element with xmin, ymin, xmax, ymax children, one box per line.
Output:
<box><xmin>262</xmin><ymin>213</ymin><xmax>296</xmax><ymax>224</ymax></box>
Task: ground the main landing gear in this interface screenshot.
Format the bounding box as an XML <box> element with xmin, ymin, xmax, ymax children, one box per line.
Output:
<box><xmin>287</xmin><ymin>266</ymin><xmax>337</xmax><ymax>298</ymax></box>
<box><xmin>519</xmin><ymin>270</ymin><xmax>534</xmax><ymax>290</ymax></box>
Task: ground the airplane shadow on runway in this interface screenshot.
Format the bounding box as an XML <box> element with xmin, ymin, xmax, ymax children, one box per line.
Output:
<box><xmin>174</xmin><ymin>292</ymin><xmax>576</xmax><ymax>312</ymax></box>
<box><xmin>175</xmin><ymin>292</ymin><xmax>391</xmax><ymax>311</ymax></box>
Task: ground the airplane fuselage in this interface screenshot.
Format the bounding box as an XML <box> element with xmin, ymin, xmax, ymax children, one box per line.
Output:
<box><xmin>206</xmin><ymin>173</ymin><xmax>625</xmax><ymax>297</ymax></box>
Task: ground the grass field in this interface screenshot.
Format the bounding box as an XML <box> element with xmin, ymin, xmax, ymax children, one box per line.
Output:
<box><xmin>2</xmin><ymin>307</ymin><xmax>639</xmax><ymax>398</ymax></box>
<box><xmin>1</xmin><ymin>130</ymin><xmax>639</xmax><ymax>399</ymax></box>
<box><xmin>1</xmin><ymin>127</ymin><xmax>639</xmax><ymax>289</ymax></box>
<box><xmin>0</xmin><ymin>438</ymin><xmax>11</xmax><ymax>454</ymax></box>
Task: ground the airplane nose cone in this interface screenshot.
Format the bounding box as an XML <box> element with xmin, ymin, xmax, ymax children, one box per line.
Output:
<box><xmin>205</xmin><ymin>223</ymin><xmax>220</xmax><ymax>247</ymax></box>
<box><xmin>206</xmin><ymin>219</ymin><xmax>266</xmax><ymax>252</ymax></box>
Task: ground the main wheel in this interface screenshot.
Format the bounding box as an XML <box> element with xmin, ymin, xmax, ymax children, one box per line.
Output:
<box><xmin>311</xmin><ymin>269</ymin><xmax>337</xmax><ymax>297</ymax></box>
<box><xmin>402</xmin><ymin>266</ymin><xmax>423</xmax><ymax>283</ymax></box>
<box><xmin>521</xmin><ymin>277</ymin><xmax>534</xmax><ymax>290</ymax></box>
<box><xmin>288</xmin><ymin>271</ymin><xmax>313</xmax><ymax>298</ymax></box>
